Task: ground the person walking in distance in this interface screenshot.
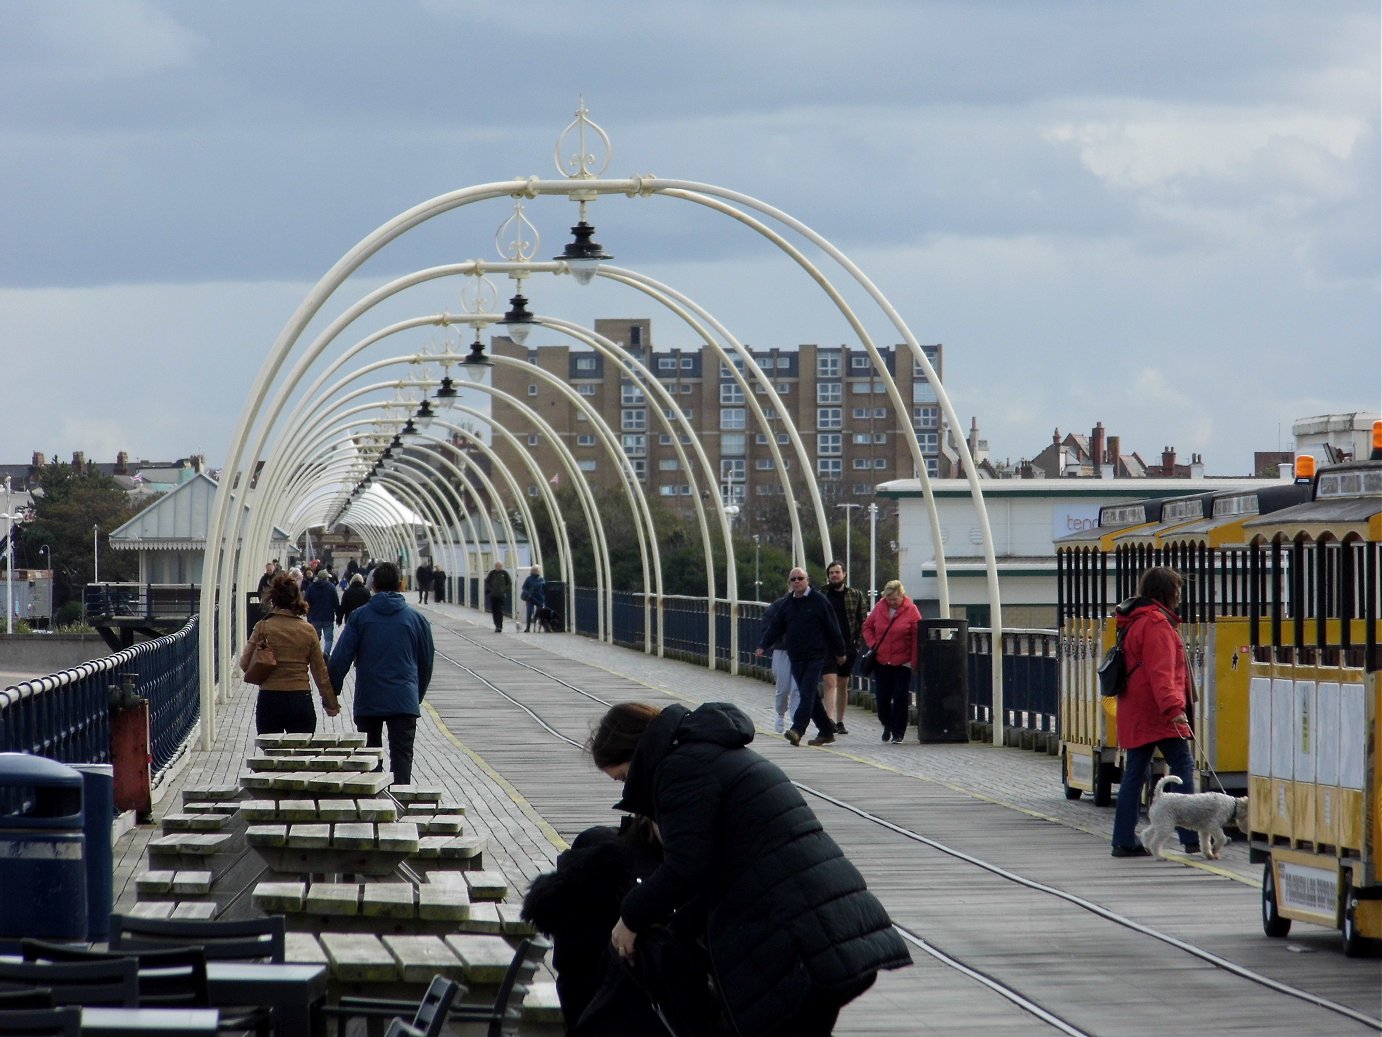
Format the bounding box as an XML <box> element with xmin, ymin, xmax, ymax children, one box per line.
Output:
<box><xmin>761</xmin><ymin>586</ymin><xmax>800</xmax><ymax>733</ymax></box>
<box><xmin>861</xmin><ymin>580</ymin><xmax>922</xmax><ymax>743</ymax></box>
<box><xmin>304</xmin><ymin>569</ymin><xmax>341</xmax><ymax>656</ymax></box>
<box><xmin>754</xmin><ymin>567</ymin><xmax>846</xmax><ymax>747</ymax></box>
<box><xmin>329</xmin><ymin>562</ymin><xmax>434</xmax><ymax>785</ymax></box>
<box><xmin>484</xmin><ymin>559</ymin><xmax>512</xmax><ymax>633</ymax></box>
<box><xmin>821</xmin><ymin>560</ymin><xmax>867</xmax><ymax>734</ymax></box>
<box><xmin>415</xmin><ymin>559</ymin><xmax>433</xmax><ymax>605</ymax></box>
<box><xmin>521</xmin><ymin>564</ymin><xmax>546</xmax><ymax>632</ymax></box>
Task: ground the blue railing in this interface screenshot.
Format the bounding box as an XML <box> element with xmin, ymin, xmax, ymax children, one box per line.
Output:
<box><xmin>554</xmin><ymin>589</ymin><xmax>1060</xmax><ymax>741</ymax></box>
<box><xmin>0</xmin><ymin>616</ymin><xmax>201</xmax><ymax>780</ymax></box>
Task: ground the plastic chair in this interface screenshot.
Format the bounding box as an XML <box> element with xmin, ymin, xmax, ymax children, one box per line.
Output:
<box><xmin>21</xmin><ymin>938</ymin><xmax>272</xmax><ymax>1037</ymax></box>
<box><xmin>384</xmin><ymin>1020</ymin><xmax>426</xmax><ymax>1037</ymax></box>
<box><xmin>0</xmin><ymin>1007</ymin><xmax>80</xmax><ymax>1036</ymax></box>
<box><xmin>109</xmin><ymin>913</ymin><xmax>286</xmax><ymax>962</ymax></box>
<box><xmin>0</xmin><ymin>958</ymin><xmax>139</xmax><ymax>1007</ymax></box>
<box><xmin>323</xmin><ymin>974</ymin><xmax>461</xmax><ymax>1037</ymax></box>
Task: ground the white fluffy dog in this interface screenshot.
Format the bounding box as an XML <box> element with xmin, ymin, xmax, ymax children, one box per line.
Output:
<box><xmin>1141</xmin><ymin>775</ymin><xmax>1249</xmax><ymax>860</ymax></box>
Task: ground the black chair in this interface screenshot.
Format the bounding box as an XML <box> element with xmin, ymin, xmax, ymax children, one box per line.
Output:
<box><xmin>323</xmin><ymin>974</ymin><xmax>461</xmax><ymax>1037</ymax></box>
<box><xmin>384</xmin><ymin>1020</ymin><xmax>425</xmax><ymax>1037</ymax></box>
<box><xmin>0</xmin><ymin>987</ymin><xmax>55</xmax><ymax>1009</ymax></box>
<box><xmin>0</xmin><ymin>1007</ymin><xmax>80</xmax><ymax>1036</ymax></box>
<box><xmin>21</xmin><ymin>938</ymin><xmax>272</xmax><ymax>1037</ymax></box>
<box><xmin>448</xmin><ymin>936</ymin><xmax>550</xmax><ymax>1037</ymax></box>
<box><xmin>326</xmin><ymin>936</ymin><xmax>550</xmax><ymax>1037</ymax></box>
<box><xmin>0</xmin><ymin>958</ymin><xmax>139</xmax><ymax>1008</ymax></box>
<box><xmin>109</xmin><ymin>913</ymin><xmax>286</xmax><ymax>962</ymax></box>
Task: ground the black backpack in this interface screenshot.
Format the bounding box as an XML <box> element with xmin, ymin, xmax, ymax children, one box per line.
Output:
<box><xmin>1097</xmin><ymin>614</ymin><xmax>1144</xmax><ymax>697</ymax></box>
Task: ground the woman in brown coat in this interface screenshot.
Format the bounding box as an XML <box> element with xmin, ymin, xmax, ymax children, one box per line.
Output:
<box><xmin>240</xmin><ymin>573</ymin><xmax>342</xmax><ymax>734</ymax></box>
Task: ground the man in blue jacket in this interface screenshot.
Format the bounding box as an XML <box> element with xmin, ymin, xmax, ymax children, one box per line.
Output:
<box><xmin>329</xmin><ymin>562</ymin><xmax>434</xmax><ymax>785</ymax></box>
<box><xmin>754</xmin><ymin>567</ymin><xmax>846</xmax><ymax>747</ymax></box>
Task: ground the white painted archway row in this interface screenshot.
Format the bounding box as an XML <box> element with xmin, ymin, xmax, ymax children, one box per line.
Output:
<box><xmin>203</xmin><ymin>133</ymin><xmax>1002</xmax><ymax>748</ymax></box>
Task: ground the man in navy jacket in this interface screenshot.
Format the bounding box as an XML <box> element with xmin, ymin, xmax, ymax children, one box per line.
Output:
<box><xmin>329</xmin><ymin>562</ymin><xmax>434</xmax><ymax>784</ymax></box>
<box><xmin>754</xmin><ymin>567</ymin><xmax>846</xmax><ymax>747</ymax></box>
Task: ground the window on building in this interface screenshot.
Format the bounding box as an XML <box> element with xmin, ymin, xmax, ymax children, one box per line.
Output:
<box><xmin>659</xmin><ymin>458</ymin><xmax>680</xmax><ymax>471</ymax></box>
<box><xmin>719</xmin><ymin>382</ymin><xmax>744</xmax><ymax>405</ymax></box>
<box><xmin>874</xmin><ymin>407</ymin><xmax>888</xmax><ymax>419</ymax></box>
<box><xmin>852</xmin><ymin>407</ymin><xmax>870</xmax><ymax>420</ymax></box>
<box><xmin>873</xmin><ymin>432</ymin><xmax>887</xmax><ymax>444</ymax></box>
<box><xmin>659</xmin><ymin>433</ymin><xmax>672</xmax><ymax>445</ymax></box>
<box><xmin>817</xmin><ymin>458</ymin><xmax>843</xmax><ymax>478</ymax></box>
<box><xmin>575</xmin><ymin>356</ymin><xmax>597</xmax><ymax>373</ymax></box>
<box><xmin>756</xmin><ymin>458</ymin><xmax>775</xmax><ymax>470</ymax></box>
<box><xmin>818</xmin><ymin>433</ymin><xmax>842</xmax><ymax>456</ymax></box>
<box><xmin>577</xmin><ymin>434</ymin><xmax>596</xmax><ymax>446</ymax></box>
<box><xmin>852</xmin><ymin>458</ymin><xmax>872</xmax><ymax>470</ymax></box>
<box><xmin>659</xmin><ymin>485</ymin><xmax>678</xmax><ymax>496</ymax></box>
<box><xmin>681</xmin><ymin>384</ymin><xmax>694</xmax><ymax>394</ymax></box>
<box><xmin>527</xmin><ymin>433</ymin><xmax>540</xmax><ymax>445</ymax></box>
<box><xmin>622</xmin><ymin>435</ymin><xmax>646</xmax><ymax>456</ymax></box>
<box><xmin>681</xmin><ymin>357</ymin><xmax>694</xmax><ymax>370</ymax></box>
<box><xmin>913</xmin><ymin>382</ymin><xmax>938</xmax><ymax>404</ymax></box>
<box><xmin>621</xmin><ymin>385</ymin><xmax>645</xmax><ymax>404</ymax></box>
<box><xmin>721</xmin><ymin>458</ymin><xmax>746</xmax><ymax>482</ymax></box>
<box><xmin>925</xmin><ymin>457</ymin><xmax>939</xmax><ymax>477</ymax></box>
<box><xmin>917</xmin><ymin>431</ymin><xmax>939</xmax><ymax>453</ymax></box>
<box><xmin>528</xmin><ymin>484</ymin><xmax>539</xmax><ymax>497</ymax></box>
<box><xmin>629</xmin><ymin>459</ymin><xmax>646</xmax><ymax>478</ymax></box>
<box><xmin>776</xmin><ymin>382</ymin><xmax>791</xmax><ymax>394</ymax></box>
<box><xmin>657</xmin><ymin>356</ymin><xmax>677</xmax><ymax>371</ymax></box>
<box><xmin>816</xmin><ymin>382</ymin><xmax>842</xmax><ymax>405</ymax></box>
<box><xmin>527</xmin><ymin>384</ymin><xmax>538</xmax><ymax>396</ymax></box>
<box><xmin>721</xmin><ymin>432</ymin><xmax>746</xmax><ymax>455</ymax></box>
<box><xmin>578</xmin><ymin>459</ymin><xmax>597</xmax><ymax>472</ymax></box>
<box><xmin>849</xmin><ymin>354</ymin><xmax>872</xmax><ymax>371</ymax></box>
<box><xmin>622</xmin><ymin>409</ymin><xmax>646</xmax><ymax>431</ymax></box>
<box><xmin>755</xmin><ymin>433</ymin><xmax>768</xmax><ymax>445</ymax></box>
<box><xmin>913</xmin><ymin>405</ymin><xmax>939</xmax><ymax>428</ymax></box>
<box><xmin>720</xmin><ymin>408</ymin><xmax>746</xmax><ymax>430</ymax></box>
<box><xmin>852</xmin><ymin>432</ymin><xmax>872</xmax><ymax>446</ymax></box>
<box><xmin>873</xmin><ymin>457</ymin><xmax>888</xmax><ymax>469</ymax></box>
<box><xmin>817</xmin><ymin>407</ymin><xmax>842</xmax><ymax>430</ymax></box>
<box><xmin>777</xmin><ymin>433</ymin><xmax>790</xmax><ymax>445</ymax></box>
<box><xmin>817</xmin><ymin>352</ymin><xmax>841</xmax><ymax>378</ymax></box>
<box><xmin>577</xmin><ymin>384</ymin><xmax>597</xmax><ymax>396</ymax></box>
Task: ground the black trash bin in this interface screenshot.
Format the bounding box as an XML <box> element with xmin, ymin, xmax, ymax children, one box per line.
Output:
<box><xmin>915</xmin><ymin>620</ymin><xmax>970</xmax><ymax>743</ymax></box>
<box><xmin>72</xmin><ymin>763</ymin><xmax>114</xmax><ymax>941</ymax></box>
<box><xmin>0</xmin><ymin>753</ymin><xmax>88</xmax><ymax>942</ymax></box>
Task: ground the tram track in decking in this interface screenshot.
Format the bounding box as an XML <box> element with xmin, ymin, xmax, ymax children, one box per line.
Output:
<box><xmin>430</xmin><ymin>623</ymin><xmax>1382</xmax><ymax>1035</ymax></box>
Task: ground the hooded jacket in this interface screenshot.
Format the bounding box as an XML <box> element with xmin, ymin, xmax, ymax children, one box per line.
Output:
<box><xmin>1114</xmin><ymin>597</ymin><xmax>1192</xmax><ymax>749</ymax></box>
<box><xmin>616</xmin><ymin>702</ymin><xmax>911</xmax><ymax>1035</ymax></box>
<box><xmin>861</xmin><ymin>594</ymin><xmax>922</xmax><ymax>667</ymax></box>
<box><xmin>328</xmin><ymin>591</ymin><xmax>434</xmax><ymax>717</ymax></box>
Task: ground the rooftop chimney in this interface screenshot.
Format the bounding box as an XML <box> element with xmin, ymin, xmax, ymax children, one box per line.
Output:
<box><xmin>1162</xmin><ymin>446</ymin><xmax>1177</xmax><ymax>475</ymax></box>
<box><xmin>1090</xmin><ymin>423</ymin><xmax>1106</xmax><ymax>477</ymax></box>
<box><xmin>1107</xmin><ymin>436</ymin><xmax>1120</xmax><ymax>477</ymax></box>
<box><xmin>72</xmin><ymin>451</ymin><xmax>85</xmax><ymax>472</ymax></box>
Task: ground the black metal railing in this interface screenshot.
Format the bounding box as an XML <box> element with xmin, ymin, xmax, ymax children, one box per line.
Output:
<box><xmin>84</xmin><ymin>583</ymin><xmax>201</xmax><ymax>623</ymax></box>
<box><xmin>0</xmin><ymin>617</ymin><xmax>200</xmax><ymax>780</ymax></box>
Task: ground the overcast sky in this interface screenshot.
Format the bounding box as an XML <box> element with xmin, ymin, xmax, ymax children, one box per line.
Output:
<box><xmin>2</xmin><ymin>0</ymin><xmax>1377</xmax><ymax>476</ymax></box>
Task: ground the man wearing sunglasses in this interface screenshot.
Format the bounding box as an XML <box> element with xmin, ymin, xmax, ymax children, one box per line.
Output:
<box><xmin>754</xmin><ymin>568</ymin><xmax>847</xmax><ymax>747</ymax></box>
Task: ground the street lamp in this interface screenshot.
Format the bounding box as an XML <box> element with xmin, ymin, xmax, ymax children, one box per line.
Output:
<box><xmin>93</xmin><ymin>524</ymin><xmax>99</xmax><ymax>584</ymax></box>
<box><xmin>867</xmin><ymin>502</ymin><xmax>879</xmax><ymax>604</ymax></box>
<box><xmin>836</xmin><ymin>502</ymin><xmax>862</xmax><ymax>579</ymax></box>
<box><xmin>752</xmin><ymin>533</ymin><xmax>761</xmax><ymax>601</ymax></box>
<box><xmin>40</xmin><ymin>544</ymin><xmax>52</xmax><ymax>573</ymax></box>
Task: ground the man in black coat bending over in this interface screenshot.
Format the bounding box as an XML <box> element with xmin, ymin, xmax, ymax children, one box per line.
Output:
<box><xmin>754</xmin><ymin>567</ymin><xmax>846</xmax><ymax>747</ymax></box>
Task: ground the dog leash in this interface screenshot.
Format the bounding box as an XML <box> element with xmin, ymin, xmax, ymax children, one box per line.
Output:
<box><xmin>1184</xmin><ymin>726</ymin><xmax>1229</xmax><ymax>794</ymax></box>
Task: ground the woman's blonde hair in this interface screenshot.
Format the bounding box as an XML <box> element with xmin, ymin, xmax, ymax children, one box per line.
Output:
<box><xmin>882</xmin><ymin>579</ymin><xmax>905</xmax><ymax>598</ymax></box>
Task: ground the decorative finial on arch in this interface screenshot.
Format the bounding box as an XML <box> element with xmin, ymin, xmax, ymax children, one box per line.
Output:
<box><xmin>554</xmin><ymin>96</ymin><xmax>611</xmax><ymax>181</ymax></box>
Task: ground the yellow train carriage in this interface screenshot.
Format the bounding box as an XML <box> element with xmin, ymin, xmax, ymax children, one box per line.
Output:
<box><xmin>1246</xmin><ymin>442</ymin><xmax>1382</xmax><ymax>956</ymax></box>
<box><xmin>1055</xmin><ymin>498</ymin><xmax>1177</xmax><ymax>804</ymax></box>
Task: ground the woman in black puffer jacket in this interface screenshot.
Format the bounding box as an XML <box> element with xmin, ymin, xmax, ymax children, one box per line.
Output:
<box><xmin>591</xmin><ymin>701</ymin><xmax>912</xmax><ymax>1037</ymax></box>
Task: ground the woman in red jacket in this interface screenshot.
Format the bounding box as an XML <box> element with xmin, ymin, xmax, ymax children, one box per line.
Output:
<box><xmin>861</xmin><ymin>580</ymin><xmax>922</xmax><ymax>743</ymax></box>
<box><xmin>1110</xmin><ymin>566</ymin><xmax>1198</xmax><ymax>857</ymax></box>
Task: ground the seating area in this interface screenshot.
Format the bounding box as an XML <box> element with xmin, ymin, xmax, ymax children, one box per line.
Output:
<box><xmin>113</xmin><ymin>732</ymin><xmax>560</xmax><ymax>1033</ymax></box>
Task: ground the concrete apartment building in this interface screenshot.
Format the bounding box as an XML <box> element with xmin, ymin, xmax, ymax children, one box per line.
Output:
<box><xmin>489</xmin><ymin>318</ymin><xmax>948</xmax><ymax>515</ymax></box>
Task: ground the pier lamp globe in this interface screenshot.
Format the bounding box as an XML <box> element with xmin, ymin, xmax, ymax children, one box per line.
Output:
<box><xmin>554</xmin><ymin>221</ymin><xmax>612</xmax><ymax>285</ymax></box>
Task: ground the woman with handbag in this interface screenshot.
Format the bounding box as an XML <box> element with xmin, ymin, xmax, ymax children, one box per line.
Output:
<box><xmin>239</xmin><ymin>572</ymin><xmax>342</xmax><ymax>734</ymax></box>
<box><xmin>860</xmin><ymin>580</ymin><xmax>922</xmax><ymax>744</ymax></box>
